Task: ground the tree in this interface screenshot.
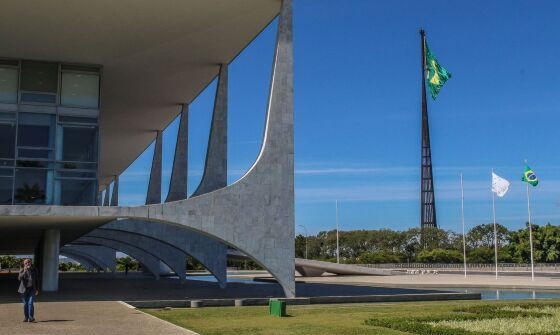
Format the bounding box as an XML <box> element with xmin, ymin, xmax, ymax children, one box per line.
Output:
<box><xmin>417</xmin><ymin>249</ymin><xmax>463</xmax><ymax>263</ymax></box>
<box><xmin>357</xmin><ymin>251</ymin><xmax>403</xmax><ymax>264</ymax></box>
<box><xmin>467</xmin><ymin>223</ymin><xmax>509</xmax><ymax>249</ymax></box>
<box><xmin>15</xmin><ymin>183</ymin><xmax>45</xmax><ymax>204</ymax></box>
<box><xmin>295</xmin><ymin>234</ymin><xmax>306</xmax><ymax>258</ymax></box>
<box><xmin>467</xmin><ymin>247</ymin><xmax>494</xmax><ymax>263</ymax></box>
<box><xmin>0</xmin><ymin>255</ymin><xmax>19</xmax><ymax>272</ymax></box>
<box><xmin>116</xmin><ymin>256</ymin><xmax>140</xmax><ymax>271</ymax></box>
<box><xmin>508</xmin><ymin>223</ymin><xmax>560</xmax><ymax>263</ymax></box>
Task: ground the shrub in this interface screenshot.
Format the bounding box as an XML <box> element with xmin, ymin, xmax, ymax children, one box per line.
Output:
<box><xmin>416</xmin><ymin>249</ymin><xmax>463</xmax><ymax>263</ymax></box>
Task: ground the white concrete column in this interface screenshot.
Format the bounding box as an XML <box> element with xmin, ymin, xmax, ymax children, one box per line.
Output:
<box><xmin>41</xmin><ymin>229</ymin><xmax>60</xmax><ymax>291</ymax></box>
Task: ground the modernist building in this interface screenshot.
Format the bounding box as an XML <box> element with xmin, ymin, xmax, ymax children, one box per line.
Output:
<box><xmin>0</xmin><ymin>0</ymin><xmax>295</xmax><ymax>297</ymax></box>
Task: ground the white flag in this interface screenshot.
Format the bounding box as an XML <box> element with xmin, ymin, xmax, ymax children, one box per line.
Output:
<box><xmin>492</xmin><ymin>172</ymin><xmax>510</xmax><ymax>197</ymax></box>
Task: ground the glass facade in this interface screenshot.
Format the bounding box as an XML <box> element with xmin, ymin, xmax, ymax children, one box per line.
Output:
<box><xmin>0</xmin><ymin>59</ymin><xmax>100</xmax><ymax>206</ymax></box>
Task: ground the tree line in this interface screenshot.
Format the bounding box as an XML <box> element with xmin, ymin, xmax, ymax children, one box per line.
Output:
<box><xmin>295</xmin><ymin>223</ymin><xmax>560</xmax><ymax>264</ymax></box>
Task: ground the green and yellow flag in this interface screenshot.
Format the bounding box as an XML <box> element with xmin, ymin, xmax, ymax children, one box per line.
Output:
<box><xmin>425</xmin><ymin>40</ymin><xmax>451</xmax><ymax>100</ymax></box>
<box><xmin>522</xmin><ymin>164</ymin><xmax>538</xmax><ymax>187</ymax></box>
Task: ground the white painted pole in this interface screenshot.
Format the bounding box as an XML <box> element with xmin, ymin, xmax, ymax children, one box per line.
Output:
<box><xmin>336</xmin><ymin>200</ymin><xmax>340</xmax><ymax>264</ymax></box>
<box><xmin>526</xmin><ymin>182</ymin><xmax>535</xmax><ymax>281</ymax></box>
<box><xmin>460</xmin><ymin>173</ymin><xmax>467</xmax><ymax>278</ymax></box>
<box><xmin>491</xmin><ymin>168</ymin><xmax>499</xmax><ymax>280</ymax></box>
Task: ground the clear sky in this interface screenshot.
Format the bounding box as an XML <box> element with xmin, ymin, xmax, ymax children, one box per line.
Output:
<box><xmin>115</xmin><ymin>0</ymin><xmax>560</xmax><ymax>236</ymax></box>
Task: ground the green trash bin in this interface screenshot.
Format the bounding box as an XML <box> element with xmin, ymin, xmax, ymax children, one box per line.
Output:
<box><xmin>269</xmin><ymin>299</ymin><xmax>286</xmax><ymax>317</ymax></box>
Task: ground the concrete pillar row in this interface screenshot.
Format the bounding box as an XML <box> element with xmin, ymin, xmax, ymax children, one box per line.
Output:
<box><xmin>103</xmin><ymin>186</ymin><xmax>110</xmax><ymax>206</ymax></box>
<box><xmin>110</xmin><ymin>175</ymin><xmax>119</xmax><ymax>206</ymax></box>
<box><xmin>62</xmin><ymin>244</ymin><xmax>116</xmax><ymax>272</ymax></box>
<box><xmin>146</xmin><ymin>131</ymin><xmax>163</xmax><ymax>205</ymax></box>
<box><xmin>60</xmin><ymin>251</ymin><xmax>99</xmax><ymax>272</ymax></box>
<box><xmin>76</xmin><ymin>237</ymin><xmax>164</xmax><ymax>280</ymax></box>
<box><xmin>192</xmin><ymin>63</ymin><xmax>228</xmax><ymax>197</ymax></box>
<box><xmin>41</xmin><ymin>229</ymin><xmax>60</xmax><ymax>291</ymax></box>
<box><xmin>101</xmin><ymin>220</ymin><xmax>227</xmax><ymax>288</ymax></box>
<box><xmin>5</xmin><ymin>0</ymin><xmax>295</xmax><ymax>297</ymax></box>
<box><xmin>166</xmin><ymin>105</ymin><xmax>189</xmax><ymax>202</ymax></box>
<box><xmin>83</xmin><ymin>229</ymin><xmax>187</xmax><ymax>283</ymax></box>
<box><xmin>60</xmin><ymin>249</ymin><xmax>110</xmax><ymax>272</ymax></box>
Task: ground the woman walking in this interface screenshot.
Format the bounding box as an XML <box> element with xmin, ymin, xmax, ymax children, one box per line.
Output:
<box><xmin>18</xmin><ymin>258</ymin><xmax>39</xmax><ymax>322</ymax></box>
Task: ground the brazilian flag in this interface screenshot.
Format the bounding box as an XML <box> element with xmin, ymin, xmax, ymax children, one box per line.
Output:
<box><xmin>425</xmin><ymin>40</ymin><xmax>451</xmax><ymax>100</ymax></box>
<box><xmin>522</xmin><ymin>164</ymin><xmax>538</xmax><ymax>187</ymax></box>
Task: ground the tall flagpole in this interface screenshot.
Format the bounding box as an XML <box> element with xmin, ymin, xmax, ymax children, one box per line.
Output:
<box><xmin>460</xmin><ymin>173</ymin><xmax>467</xmax><ymax>278</ymax></box>
<box><xmin>491</xmin><ymin>168</ymin><xmax>499</xmax><ymax>280</ymax></box>
<box><xmin>526</xmin><ymin>181</ymin><xmax>535</xmax><ymax>281</ymax></box>
<box><xmin>419</xmin><ymin>29</ymin><xmax>437</xmax><ymax>249</ymax></box>
<box><xmin>336</xmin><ymin>200</ymin><xmax>340</xmax><ymax>264</ymax></box>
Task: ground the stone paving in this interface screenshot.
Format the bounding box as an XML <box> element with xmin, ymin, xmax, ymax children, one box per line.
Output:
<box><xmin>0</xmin><ymin>272</ymin><xmax>446</xmax><ymax>303</ymax></box>
<box><xmin>0</xmin><ymin>301</ymin><xmax>196</xmax><ymax>335</ymax></box>
<box><xmin>296</xmin><ymin>272</ymin><xmax>560</xmax><ymax>290</ymax></box>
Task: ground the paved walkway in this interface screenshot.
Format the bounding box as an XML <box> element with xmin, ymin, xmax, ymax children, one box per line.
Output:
<box><xmin>297</xmin><ymin>273</ymin><xmax>560</xmax><ymax>290</ymax></box>
<box><xmin>0</xmin><ymin>301</ymin><xmax>197</xmax><ymax>335</ymax></box>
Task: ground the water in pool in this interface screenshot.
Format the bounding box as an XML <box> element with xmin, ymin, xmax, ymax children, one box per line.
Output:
<box><xmin>443</xmin><ymin>287</ymin><xmax>560</xmax><ymax>300</ymax></box>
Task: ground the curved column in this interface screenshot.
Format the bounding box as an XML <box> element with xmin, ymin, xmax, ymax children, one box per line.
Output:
<box><xmin>61</xmin><ymin>248</ymin><xmax>109</xmax><ymax>272</ymax></box>
<box><xmin>61</xmin><ymin>248</ymin><xmax>110</xmax><ymax>272</ymax></box>
<box><xmin>146</xmin><ymin>131</ymin><xmax>163</xmax><ymax>205</ymax></box>
<box><xmin>192</xmin><ymin>63</ymin><xmax>228</xmax><ymax>197</ymax></box>
<box><xmin>60</xmin><ymin>251</ymin><xmax>100</xmax><ymax>272</ymax></box>
<box><xmin>62</xmin><ymin>244</ymin><xmax>116</xmax><ymax>272</ymax></box>
<box><xmin>103</xmin><ymin>187</ymin><xmax>110</xmax><ymax>206</ymax></box>
<box><xmin>101</xmin><ymin>219</ymin><xmax>227</xmax><ymax>287</ymax></box>
<box><xmin>110</xmin><ymin>176</ymin><xmax>119</xmax><ymax>206</ymax></box>
<box><xmin>166</xmin><ymin>105</ymin><xmax>189</xmax><ymax>202</ymax></box>
<box><xmin>0</xmin><ymin>0</ymin><xmax>295</xmax><ymax>297</ymax></box>
<box><xmin>76</xmin><ymin>236</ymin><xmax>162</xmax><ymax>279</ymax></box>
<box><xmin>84</xmin><ymin>229</ymin><xmax>187</xmax><ymax>282</ymax></box>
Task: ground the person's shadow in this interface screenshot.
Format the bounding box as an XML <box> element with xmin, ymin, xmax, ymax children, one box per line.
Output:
<box><xmin>37</xmin><ymin>320</ymin><xmax>74</xmax><ymax>323</ymax></box>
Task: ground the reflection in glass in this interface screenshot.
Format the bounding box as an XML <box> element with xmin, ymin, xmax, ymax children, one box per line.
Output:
<box><xmin>0</xmin><ymin>177</ymin><xmax>13</xmax><ymax>205</ymax></box>
<box><xmin>0</xmin><ymin>124</ymin><xmax>16</xmax><ymax>158</ymax></box>
<box><xmin>14</xmin><ymin>169</ymin><xmax>48</xmax><ymax>204</ymax></box>
<box><xmin>61</xmin><ymin>72</ymin><xmax>99</xmax><ymax>108</ymax></box>
<box><xmin>62</xmin><ymin>126</ymin><xmax>97</xmax><ymax>162</ymax></box>
<box><xmin>0</xmin><ymin>67</ymin><xmax>18</xmax><ymax>103</ymax></box>
<box><xmin>60</xmin><ymin>179</ymin><xmax>95</xmax><ymax>206</ymax></box>
<box><xmin>17</xmin><ymin>113</ymin><xmax>55</xmax><ymax>148</ymax></box>
<box><xmin>20</xmin><ymin>61</ymin><xmax>58</xmax><ymax>93</ymax></box>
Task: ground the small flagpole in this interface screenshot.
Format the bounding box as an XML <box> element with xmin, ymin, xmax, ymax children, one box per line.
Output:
<box><xmin>526</xmin><ymin>180</ymin><xmax>535</xmax><ymax>281</ymax></box>
<box><xmin>336</xmin><ymin>200</ymin><xmax>340</xmax><ymax>264</ymax></box>
<box><xmin>491</xmin><ymin>168</ymin><xmax>499</xmax><ymax>280</ymax></box>
<box><xmin>460</xmin><ymin>173</ymin><xmax>467</xmax><ymax>278</ymax></box>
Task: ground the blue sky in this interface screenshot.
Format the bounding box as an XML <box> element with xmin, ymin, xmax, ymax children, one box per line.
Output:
<box><xmin>114</xmin><ymin>0</ymin><xmax>560</xmax><ymax>236</ymax></box>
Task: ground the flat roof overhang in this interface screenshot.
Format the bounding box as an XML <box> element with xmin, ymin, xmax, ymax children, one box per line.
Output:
<box><xmin>0</xmin><ymin>0</ymin><xmax>280</xmax><ymax>189</ymax></box>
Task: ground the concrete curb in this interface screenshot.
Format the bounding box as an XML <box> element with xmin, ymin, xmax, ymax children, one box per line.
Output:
<box><xmin>126</xmin><ymin>292</ymin><xmax>481</xmax><ymax>309</ymax></box>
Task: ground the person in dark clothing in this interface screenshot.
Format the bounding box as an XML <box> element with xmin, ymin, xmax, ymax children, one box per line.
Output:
<box><xmin>18</xmin><ymin>258</ymin><xmax>39</xmax><ymax>322</ymax></box>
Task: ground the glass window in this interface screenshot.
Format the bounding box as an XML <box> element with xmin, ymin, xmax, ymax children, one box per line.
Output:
<box><xmin>62</xmin><ymin>126</ymin><xmax>97</xmax><ymax>162</ymax></box>
<box><xmin>0</xmin><ymin>67</ymin><xmax>18</xmax><ymax>103</ymax></box>
<box><xmin>14</xmin><ymin>169</ymin><xmax>48</xmax><ymax>204</ymax></box>
<box><xmin>56</xmin><ymin>162</ymin><xmax>97</xmax><ymax>170</ymax></box>
<box><xmin>20</xmin><ymin>61</ymin><xmax>58</xmax><ymax>93</ymax></box>
<box><xmin>59</xmin><ymin>115</ymin><xmax>97</xmax><ymax>124</ymax></box>
<box><xmin>60</xmin><ymin>179</ymin><xmax>95</xmax><ymax>206</ymax></box>
<box><xmin>0</xmin><ymin>123</ymin><xmax>15</xmax><ymax>158</ymax></box>
<box><xmin>20</xmin><ymin>93</ymin><xmax>56</xmax><ymax>104</ymax></box>
<box><xmin>17</xmin><ymin>113</ymin><xmax>55</xmax><ymax>148</ymax></box>
<box><xmin>61</xmin><ymin>72</ymin><xmax>99</xmax><ymax>108</ymax></box>
<box><xmin>0</xmin><ymin>177</ymin><xmax>13</xmax><ymax>205</ymax></box>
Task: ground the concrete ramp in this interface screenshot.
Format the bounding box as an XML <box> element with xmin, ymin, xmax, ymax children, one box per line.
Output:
<box><xmin>295</xmin><ymin>259</ymin><xmax>396</xmax><ymax>277</ymax></box>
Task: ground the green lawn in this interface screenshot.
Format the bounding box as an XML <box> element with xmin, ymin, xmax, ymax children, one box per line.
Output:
<box><xmin>143</xmin><ymin>299</ymin><xmax>560</xmax><ymax>335</ymax></box>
